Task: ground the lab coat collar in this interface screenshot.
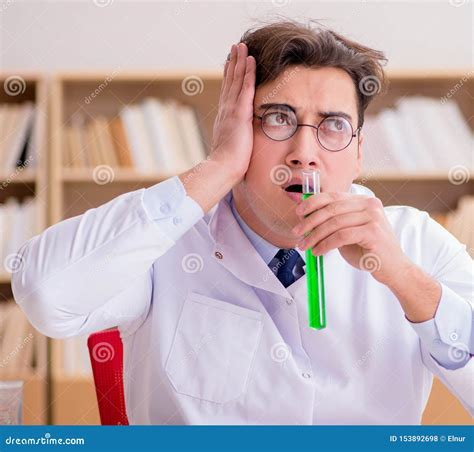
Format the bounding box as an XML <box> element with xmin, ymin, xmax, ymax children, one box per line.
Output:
<box><xmin>208</xmin><ymin>191</ymin><xmax>290</xmax><ymax>298</ymax></box>
<box><xmin>207</xmin><ymin>183</ymin><xmax>372</xmax><ymax>297</ymax></box>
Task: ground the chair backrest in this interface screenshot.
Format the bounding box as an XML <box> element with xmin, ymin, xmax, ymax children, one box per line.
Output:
<box><xmin>87</xmin><ymin>328</ymin><xmax>129</xmax><ymax>425</ymax></box>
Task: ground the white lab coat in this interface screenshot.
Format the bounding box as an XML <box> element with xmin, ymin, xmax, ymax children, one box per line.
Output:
<box><xmin>12</xmin><ymin>176</ymin><xmax>473</xmax><ymax>424</ymax></box>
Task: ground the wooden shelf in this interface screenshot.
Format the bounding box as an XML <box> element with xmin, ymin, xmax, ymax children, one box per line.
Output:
<box><xmin>0</xmin><ymin>373</ymin><xmax>48</xmax><ymax>425</ymax></box>
<box><xmin>43</xmin><ymin>70</ymin><xmax>472</xmax><ymax>425</ymax></box>
<box><xmin>358</xmin><ymin>171</ymin><xmax>474</xmax><ymax>181</ymax></box>
<box><xmin>0</xmin><ymin>169</ymin><xmax>37</xmax><ymax>184</ymax></box>
<box><xmin>59</xmin><ymin>169</ymin><xmax>474</xmax><ymax>183</ymax></box>
<box><xmin>0</xmin><ymin>272</ymin><xmax>11</xmax><ymax>284</ymax></box>
<box><xmin>61</xmin><ymin>168</ymin><xmax>175</xmax><ymax>183</ymax></box>
<box><xmin>0</xmin><ymin>73</ymin><xmax>49</xmax><ymax>424</ymax></box>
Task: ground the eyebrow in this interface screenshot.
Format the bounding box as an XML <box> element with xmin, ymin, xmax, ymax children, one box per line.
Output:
<box><xmin>258</xmin><ymin>103</ymin><xmax>353</xmax><ymax>123</ymax></box>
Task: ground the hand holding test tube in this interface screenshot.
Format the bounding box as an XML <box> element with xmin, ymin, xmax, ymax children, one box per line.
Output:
<box><xmin>301</xmin><ymin>169</ymin><xmax>326</xmax><ymax>329</ymax></box>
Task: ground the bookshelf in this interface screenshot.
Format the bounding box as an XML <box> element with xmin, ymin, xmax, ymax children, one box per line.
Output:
<box><xmin>0</xmin><ymin>73</ymin><xmax>48</xmax><ymax>424</ymax></box>
<box><xmin>38</xmin><ymin>70</ymin><xmax>474</xmax><ymax>424</ymax></box>
<box><xmin>48</xmin><ymin>71</ymin><xmax>223</xmax><ymax>424</ymax></box>
<box><xmin>356</xmin><ymin>70</ymin><xmax>473</xmax><ymax>214</ymax></box>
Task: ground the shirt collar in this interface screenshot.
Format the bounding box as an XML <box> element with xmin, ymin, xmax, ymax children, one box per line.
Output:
<box><xmin>213</xmin><ymin>183</ymin><xmax>374</xmax><ymax>266</ymax></box>
<box><xmin>229</xmin><ymin>193</ymin><xmax>280</xmax><ymax>265</ymax></box>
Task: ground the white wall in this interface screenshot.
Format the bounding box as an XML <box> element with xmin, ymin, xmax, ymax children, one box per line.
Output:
<box><xmin>0</xmin><ymin>0</ymin><xmax>472</xmax><ymax>72</ymax></box>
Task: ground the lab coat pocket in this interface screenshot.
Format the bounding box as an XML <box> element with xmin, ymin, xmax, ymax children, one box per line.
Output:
<box><xmin>165</xmin><ymin>291</ymin><xmax>263</xmax><ymax>403</ymax></box>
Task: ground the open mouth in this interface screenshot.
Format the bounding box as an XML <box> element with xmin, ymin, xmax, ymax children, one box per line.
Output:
<box><xmin>284</xmin><ymin>184</ymin><xmax>304</xmax><ymax>193</ymax></box>
<box><xmin>284</xmin><ymin>183</ymin><xmax>317</xmax><ymax>193</ymax></box>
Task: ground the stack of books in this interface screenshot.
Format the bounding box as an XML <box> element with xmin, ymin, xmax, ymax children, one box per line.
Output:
<box><xmin>54</xmin><ymin>335</ymin><xmax>92</xmax><ymax>376</ymax></box>
<box><xmin>0</xmin><ymin>102</ymin><xmax>37</xmax><ymax>172</ymax></box>
<box><xmin>0</xmin><ymin>301</ymin><xmax>39</xmax><ymax>376</ymax></box>
<box><xmin>63</xmin><ymin>97</ymin><xmax>208</xmax><ymax>173</ymax></box>
<box><xmin>363</xmin><ymin>97</ymin><xmax>473</xmax><ymax>173</ymax></box>
<box><xmin>0</xmin><ymin>197</ymin><xmax>37</xmax><ymax>275</ymax></box>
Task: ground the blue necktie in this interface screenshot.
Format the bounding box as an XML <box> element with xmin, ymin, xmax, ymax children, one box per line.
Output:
<box><xmin>270</xmin><ymin>248</ymin><xmax>305</xmax><ymax>288</ymax></box>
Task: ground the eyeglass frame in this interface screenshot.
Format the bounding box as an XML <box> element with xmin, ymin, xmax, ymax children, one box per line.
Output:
<box><xmin>253</xmin><ymin>106</ymin><xmax>362</xmax><ymax>152</ymax></box>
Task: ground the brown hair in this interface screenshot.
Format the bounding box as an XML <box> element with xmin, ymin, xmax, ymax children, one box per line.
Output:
<box><xmin>240</xmin><ymin>20</ymin><xmax>388</xmax><ymax>127</ymax></box>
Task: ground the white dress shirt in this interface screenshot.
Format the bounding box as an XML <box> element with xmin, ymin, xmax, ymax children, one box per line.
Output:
<box><xmin>12</xmin><ymin>176</ymin><xmax>473</xmax><ymax>424</ymax></box>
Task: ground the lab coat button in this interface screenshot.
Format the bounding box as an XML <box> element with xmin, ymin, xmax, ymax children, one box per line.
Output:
<box><xmin>173</xmin><ymin>216</ymin><xmax>182</xmax><ymax>225</ymax></box>
<box><xmin>286</xmin><ymin>298</ymin><xmax>293</xmax><ymax>305</ymax></box>
<box><xmin>302</xmin><ymin>372</ymin><xmax>312</xmax><ymax>379</ymax></box>
<box><xmin>449</xmin><ymin>332</ymin><xmax>458</xmax><ymax>342</ymax></box>
<box><xmin>160</xmin><ymin>202</ymin><xmax>171</xmax><ymax>214</ymax></box>
<box><xmin>214</xmin><ymin>251</ymin><xmax>223</xmax><ymax>259</ymax></box>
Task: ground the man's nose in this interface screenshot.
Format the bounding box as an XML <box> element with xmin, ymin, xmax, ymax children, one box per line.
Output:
<box><xmin>285</xmin><ymin>125</ymin><xmax>322</xmax><ymax>168</ymax></box>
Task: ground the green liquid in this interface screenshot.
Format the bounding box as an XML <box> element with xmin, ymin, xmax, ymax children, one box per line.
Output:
<box><xmin>302</xmin><ymin>193</ymin><xmax>326</xmax><ymax>329</ymax></box>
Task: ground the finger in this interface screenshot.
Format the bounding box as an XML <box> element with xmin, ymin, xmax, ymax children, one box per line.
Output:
<box><xmin>215</xmin><ymin>59</ymin><xmax>230</xmax><ymax>124</ymax></box>
<box><xmin>237</xmin><ymin>55</ymin><xmax>256</xmax><ymax>108</ymax></box>
<box><xmin>297</xmin><ymin>211</ymin><xmax>371</xmax><ymax>251</ymax></box>
<box><xmin>222</xmin><ymin>44</ymin><xmax>237</xmax><ymax>99</ymax></box>
<box><xmin>311</xmin><ymin>225</ymin><xmax>367</xmax><ymax>256</ymax></box>
<box><xmin>220</xmin><ymin>60</ymin><xmax>229</xmax><ymax>96</ymax></box>
<box><xmin>293</xmin><ymin>196</ymin><xmax>372</xmax><ymax>236</ymax></box>
<box><xmin>228</xmin><ymin>43</ymin><xmax>248</xmax><ymax>101</ymax></box>
<box><xmin>295</xmin><ymin>192</ymin><xmax>371</xmax><ymax>217</ymax></box>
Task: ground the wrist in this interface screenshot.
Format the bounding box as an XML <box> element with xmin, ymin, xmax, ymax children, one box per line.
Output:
<box><xmin>208</xmin><ymin>152</ymin><xmax>246</xmax><ymax>185</ymax></box>
<box><xmin>386</xmin><ymin>261</ymin><xmax>442</xmax><ymax>323</ymax></box>
<box><xmin>382</xmin><ymin>258</ymin><xmax>417</xmax><ymax>292</ymax></box>
<box><xmin>178</xmin><ymin>156</ymin><xmax>243</xmax><ymax>214</ymax></box>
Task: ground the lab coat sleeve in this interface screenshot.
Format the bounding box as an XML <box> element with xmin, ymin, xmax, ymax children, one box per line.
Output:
<box><xmin>12</xmin><ymin>176</ymin><xmax>204</xmax><ymax>339</ymax></box>
<box><xmin>406</xmin><ymin>210</ymin><xmax>473</xmax><ymax>416</ymax></box>
<box><xmin>407</xmin><ymin>284</ymin><xmax>472</xmax><ymax>370</ymax></box>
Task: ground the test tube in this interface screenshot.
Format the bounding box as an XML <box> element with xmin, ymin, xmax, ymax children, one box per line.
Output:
<box><xmin>301</xmin><ymin>169</ymin><xmax>326</xmax><ymax>330</ymax></box>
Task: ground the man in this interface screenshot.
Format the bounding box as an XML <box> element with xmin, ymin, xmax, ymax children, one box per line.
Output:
<box><xmin>13</xmin><ymin>21</ymin><xmax>473</xmax><ymax>424</ymax></box>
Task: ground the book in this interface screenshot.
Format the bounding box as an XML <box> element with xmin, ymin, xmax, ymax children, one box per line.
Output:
<box><xmin>363</xmin><ymin>97</ymin><xmax>473</xmax><ymax>173</ymax></box>
<box><xmin>1</xmin><ymin>103</ymin><xmax>35</xmax><ymax>171</ymax></box>
<box><xmin>62</xmin><ymin>97</ymin><xmax>210</xmax><ymax>173</ymax></box>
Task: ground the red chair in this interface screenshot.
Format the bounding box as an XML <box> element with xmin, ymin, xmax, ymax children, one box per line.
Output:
<box><xmin>87</xmin><ymin>328</ymin><xmax>129</xmax><ymax>425</ymax></box>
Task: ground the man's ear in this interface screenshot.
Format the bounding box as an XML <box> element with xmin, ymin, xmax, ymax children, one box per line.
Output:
<box><xmin>353</xmin><ymin>131</ymin><xmax>364</xmax><ymax>180</ymax></box>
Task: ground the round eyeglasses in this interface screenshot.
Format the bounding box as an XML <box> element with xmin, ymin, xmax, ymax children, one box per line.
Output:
<box><xmin>254</xmin><ymin>105</ymin><xmax>361</xmax><ymax>152</ymax></box>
